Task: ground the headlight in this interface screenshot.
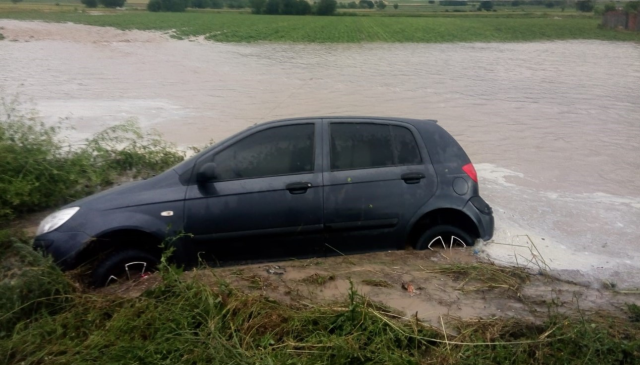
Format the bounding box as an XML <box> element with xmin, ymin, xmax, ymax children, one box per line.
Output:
<box><xmin>36</xmin><ymin>207</ymin><xmax>80</xmax><ymax>236</ymax></box>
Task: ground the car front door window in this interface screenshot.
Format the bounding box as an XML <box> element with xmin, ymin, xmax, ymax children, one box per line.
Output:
<box><xmin>212</xmin><ymin>124</ymin><xmax>314</xmax><ymax>181</ymax></box>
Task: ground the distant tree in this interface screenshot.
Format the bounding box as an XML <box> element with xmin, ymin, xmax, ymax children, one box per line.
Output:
<box><xmin>477</xmin><ymin>0</ymin><xmax>492</xmax><ymax>11</ymax></box>
<box><xmin>510</xmin><ymin>0</ymin><xmax>520</xmax><ymax>5</ymax></box>
<box><xmin>81</xmin><ymin>0</ymin><xmax>98</xmax><ymax>7</ymax></box>
<box><xmin>210</xmin><ymin>0</ymin><xmax>224</xmax><ymax>7</ymax></box>
<box><xmin>603</xmin><ymin>2</ymin><xmax>616</xmax><ymax>12</ymax></box>
<box><xmin>281</xmin><ymin>0</ymin><xmax>298</xmax><ymax>13</ymax></box>
<box><xmin>428</xmin><ymin>0</ymin><xmax>434</xmax><ymax>3</ymax></box>
<box><xmin>544</xmin><ymin>1</ymin><xmax>554</xmax><ymax>8</ymax></box>
<box><xmin>575</xmin><ymin>0</ymin><xmax>594</xmax><ymax>12</ymax></box>
<box><xmin>147</xmin><ymin>0</ymin><xmax>188</xmax><ymax>11</ymax></box>
<box><xmin>250</xmin><ymin>0</ymin><xmax>266</xmax><ymax>12</ymax></box>
<box><xmin>296</xmin><ymin>0</ymin><xmax>312</xmax><ymax>13</ymax></box>
<box><xmin>359</xmin><ymin>0</ymin><xmax>374</xmax><ymax>8</ymax></box>
<box><xmin>393</xmin><ymin>2</ymin><xmax>398</xmax><ymax>9</ymax></box>
<box><xmin>191</xmin><ymin>0</ymin><xmax>211</xmax><ymax>8</ymax></box>
<box><xmin>147</xmin><ymin>0</ymin><xmax>162</xmax><ymax>10</ymax></box>
<box><xmin>10</xmin><ymin>0</ymin><xmax>24</xmax><ymax>4</ymax></box>
<box><xmin>264</xmin><ymin>0</ymin><xmax>281</xmax><ymax>13</ymax></box>
<box><xmin>226</xmin><ymin>0</ymin><xmax>248</xmax><ymax>8</ymax></box>
<box><xmin>624</xmin><ymin>1</ymin><xmax>639</xmax><ymax>13</ymax></box>
<box><xmin>99</xmin><ymin>0</ymin><xmax>125</xmax><ymax>7</ymax></box>
<box><xmin>347</xmin><ymin>0</ymin><xmax>358</xmax><ymax>7</ymax></box>
<box><xmin>315</xmin><ymin>0</ymin><xmax>337</xmax><ymax>14</ymax></box>
<box><xmin>375</xmin><ymin>0</ymin><xmax>386</xmax><ymax>9</ymax></box>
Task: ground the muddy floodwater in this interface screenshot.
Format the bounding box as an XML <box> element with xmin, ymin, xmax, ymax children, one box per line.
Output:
<box><xmin>1</xmin><ymin>20</ymin><xmax>639</xmax><ymax>289</ymax></box>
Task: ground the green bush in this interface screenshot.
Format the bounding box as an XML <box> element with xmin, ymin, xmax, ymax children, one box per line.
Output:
<box><xmin>478</xmin><ymin>0</ymin><xmax>493</xmax><ymax>11</ymax></box>
<box><xmin>347</xmin><ymin>0</ymin><xmax>357</xmax><ymax>8</ymax></box>
<box><xmin>603</xmin><ymin>2</ymin><xmax>616</xmax><ymax>12</ymax></box>
<box><xmin>225</xmin><ymin>0</ymin><xmax>247</xmax><ymax>8</ymax></box>
<box><xmin>0</xmin><ymin>95</ymin><xmax>184</xmax><ymax>224</ymax></box>
<box><xmin>359</xmin><ymin>0</ymin><xmax>373</xmax><ymax>8</ymax></box>
<box><xmin>210</xmin><ymin>0</ymin><xmax>224</xmax><ymax>8</ymax></box>
<box><xmin>147</xmin><ymin>0</ymin><xmax>189</xmax><ymax>11</ymax></box>
<box><xmin>0</xmin><ymin>230</ymin><xmax>74</xmax><ymax>336</ymax></box>
<box><xmin>99</xmin><ymin>0</ymin><xmax>126</xmax><ymax>7</ymax></box>
<box><xmin>392</xmin><ymin>2</ymin><xmax>397</xmax><ymax>9</ymax></box>
<box><xmin>81</xmin><ymin>0</ymin><xmax>98</xmax><ymax>8</ymax></box>
<box><xmin>624</xmin><ymin>1</ymin><xmax>640</xmax><ymax>13</ymax></box>
<box><xmin>315</xmin><ymin>0</ymin><xmax>337</xmax><ymax>14</ymax></box>
<box><xmin>576</xmin><ymin>0</ymin><xmax>594</xmax><ymax>12</ymax></box>
<box><xmin>375</xmin><ymin>0</ymin><xmax>386</xmax><ymax>9</ymax></box>
<box><xmin>191</xmin><ymin>0</ymin><xmax>212</xmax><ymax>8</ymax></box>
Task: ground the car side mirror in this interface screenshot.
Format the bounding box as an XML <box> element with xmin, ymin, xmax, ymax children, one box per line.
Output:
<box><xmin>197</xmin><ymin>162</ymin><xmax>218</xmax><ymax>183</ymax></box>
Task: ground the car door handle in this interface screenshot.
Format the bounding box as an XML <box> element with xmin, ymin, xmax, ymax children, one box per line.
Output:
<box><xmin>401</xmin><ymin>172</ymin><xmax>425</xmax><ymax>184</ymax></box>
<box><xmin>286</xmin><ymin>182</ymin><xmax>312</xmax><ymax>194</ymax></box>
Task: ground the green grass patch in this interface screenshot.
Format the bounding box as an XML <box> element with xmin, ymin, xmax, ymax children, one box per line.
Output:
<box><xmin>1</xmin><ymin>10</ymin><xmax>640</xmax><ymax>43</ymax></box>
<box><xmin>1</xmin><ymin>235</ymin><xmax>640</xmax><ymax>364</ymax></box>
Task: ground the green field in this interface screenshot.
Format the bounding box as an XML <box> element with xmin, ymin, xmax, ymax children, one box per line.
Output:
<box><xmin>2</xmin><ymin>8</ymin><xmax>639</xmax><ymax>43</ymax></box>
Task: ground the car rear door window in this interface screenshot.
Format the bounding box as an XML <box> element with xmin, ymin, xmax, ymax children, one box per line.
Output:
<box><xmin>212</xmin><ymin>124</ymin><xmax>314</xmax><ymax>181</ymax></box>
<box><xmin>330</xmin><ymin>123</ymin><xmax>394</xmax><ymax>170</ymax></box>
<box><xmin>330</xmin><ymin>123</ymin><xmax>421</xmax><ymax>171</ymax></box>
<box><xmin>391</xmin><ymin>125</ymin><xmax>422</xmax><ymax>165</ymax></box>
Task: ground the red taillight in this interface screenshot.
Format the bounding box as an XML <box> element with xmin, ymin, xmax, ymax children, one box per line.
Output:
<box><xmin>462</xmin><ymin>163</ymin><xmax>478</xmax><ymax>183</ymax></box>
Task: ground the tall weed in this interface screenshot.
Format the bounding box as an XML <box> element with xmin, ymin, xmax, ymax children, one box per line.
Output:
<box><xmin>0</xmin><ymin>94</ymin><xmax>185</xmax><ymax>224</ymax></box>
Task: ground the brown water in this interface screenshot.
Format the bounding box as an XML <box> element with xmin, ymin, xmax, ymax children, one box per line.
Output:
<box><xmin>1</xmin><ymin>20</ymin><xmax>639</xmax><ymax>288</ymax></box>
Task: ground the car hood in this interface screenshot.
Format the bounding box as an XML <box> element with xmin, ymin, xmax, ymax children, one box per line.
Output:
<box><xmin>64</xmin><ymin>169</ymin><xmax>187</xmax><ymax>211</ymax></box>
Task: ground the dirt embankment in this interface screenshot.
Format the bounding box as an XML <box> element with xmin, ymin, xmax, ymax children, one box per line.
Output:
<box><xmin>100</xmin><ymin>248</ymin><xmax>640</xmax><ymax>326</ymax></box>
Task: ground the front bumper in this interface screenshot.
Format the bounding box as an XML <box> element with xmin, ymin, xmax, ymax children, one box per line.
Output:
<box><xmin>33</xmin><ymin>230</ymin><xmax>92</xmax><ymax>270</ymax></box>
<box><xmin>463</xmin><ymin>196</ymin><xmax>494</xmax><ymax>241</ymax></box>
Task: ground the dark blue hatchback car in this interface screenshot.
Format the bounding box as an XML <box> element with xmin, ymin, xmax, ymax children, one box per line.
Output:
<box><xmin>34</xmin><ymin>117</ymin><xmax>494</xmax><ymax>286</ymax></box>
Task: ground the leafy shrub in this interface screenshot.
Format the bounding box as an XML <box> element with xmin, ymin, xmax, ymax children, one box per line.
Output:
<box><xmin>0</xmin><ymin>230</ymin><xmax>74</xmax><ymax>336</ymax></box>
<box><xmin>10</xmin><ymin>0</ymin><xmax>24</xmax><ymax>4</ymax></box>
<box><xmin>392</xmin><ymin>2</ymin><xmax>397</xmax><ymax>9</ymax></box>
<box><xmin>191</xmin><ymin>0</ymin><xmax>212</xmax><ymax>8</ymax></box>
<box><xmin>440</xmin><ymin>0</ymin><xmax>467</xmax><ymax>5</ymax></box>
<box><xmin>225</xmin><ymin>0</ymin><xmax>247</xmax><ymax>8</ymax></box>
<box><xmin>428</xmin><ymin>0</ymin><xmax>434</xmax><ymax>3</ymax></box>
<box><xmin>99</xmin><ymin>0</ymin><xmax>126</xmax><ymax>7</ymax></box>
<box><xmin>81</xmin><ymin>0</ymin><xmax>98</xmax><ymax>8</ymax></box>
<box><xmin>375</xmin><ymin>0</ymin><xmax>386</xmax><ymax>9</ymax></box>
<box><xmin>0</xmin><ymin>95</ymin><xmax>184</xmax><ymax>223</ymax></box>
<box><xmin>347</xmin><ymin>1</ymin><xmax>357</xmax><ymax>8</ymax></box>
<box><xmin>511</xmin><ymin>0</ymin><xmax>521</xmax><ymax>5</ymax></box>
<box><xmin>315</xmin><ymin>0</ymin><xmax>337</xmax><ymax>14</ymax></box>
<box><xmin>147</xmin><ymin>0</ymin><xmax>162</xmax><ymax>10</ymax></box>
<box><xmin>603</xmin><ymin>2</ymin><xmax>616</xmax><ymax>12</ymax></box>
<box><xmin>250</xmin><ymin>0</ymin><xmax>266</xmax><ymax>12</ymax></box>
<box><xmin>359</xmin><ymin>0</ymin><xmax>373</xmax><ymax>8</ymax></box>
<box><xmin>477</xmin><ymin>0</ymin><xmax>493</xmax><ymax>11</ymax></box>
<box><xmin>264</xmin><ymin>0</ymin><xmax>281</xmax><ymax>13</ymax></box>
<box><xmin>576</xmin><ymin>0</ymin><xmax>594</xmax><ymax>12</ymax></box>
<box><xmin>624</xmin><ymin>1</ymin><xmax>640</xmax><ymax>13</ymax></box>
<box><xmin>545</xmin><ymin>1</ymin><xmax>554</xmax><ymax>8</ymax></box>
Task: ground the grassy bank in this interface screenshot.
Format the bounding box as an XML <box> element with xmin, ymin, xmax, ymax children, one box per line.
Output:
<box><xmin>2</xmin><ymin>10</ymin><xmax>640</xmax><ymax>43</ymax></box>
<box><xmin>2</xmin><ymin>234</ymin><xmax>640</xmax><ymax>364</ymax></box>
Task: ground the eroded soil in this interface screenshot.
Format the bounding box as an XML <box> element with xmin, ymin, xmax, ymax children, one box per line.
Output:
<box><xmin>99</xmin><ymin>248</ymin><xmax>640</xmax><ymax>326</ymax></box>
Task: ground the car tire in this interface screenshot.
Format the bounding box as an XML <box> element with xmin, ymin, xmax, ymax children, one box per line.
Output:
<box><xmin>415</xmin><ymin>225</ymin><xmax>475</xmax><ymax>251</ymax></box>
<box><xmin>91</xmin><ymin>249</ymin><xmax>159</xmax><ymax>287</ymax></box>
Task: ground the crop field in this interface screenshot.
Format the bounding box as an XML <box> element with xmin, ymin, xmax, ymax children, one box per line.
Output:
<box><xmin>2</xmin><ymin>9</ymin><xmax>639</xmax><ymax>43</ymax></box>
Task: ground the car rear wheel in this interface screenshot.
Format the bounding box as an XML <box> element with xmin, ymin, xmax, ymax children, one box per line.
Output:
<box><xmin>415</xmin><ymin>225</ymin><xmax>475</xmax><ymax>251</ymax></box>
<box><xmin>91</xmin><ymin>249</ymin><xmax>159</xmax><ymax>287</ymax></box>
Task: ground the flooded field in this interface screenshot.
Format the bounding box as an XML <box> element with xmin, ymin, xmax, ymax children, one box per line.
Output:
<box><xmin>1</xmin><ymin>20</ymin><xmax>639</xmax><ymax>289</ymax></box>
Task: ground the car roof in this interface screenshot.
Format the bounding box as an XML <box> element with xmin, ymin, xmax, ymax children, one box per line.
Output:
<box><xmin>261</xmin><ymin>116</ymin><xmax>438</xmax><ymax>127</ymax></box>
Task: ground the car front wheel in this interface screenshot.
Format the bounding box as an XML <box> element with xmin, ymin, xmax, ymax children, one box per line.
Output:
<box><xmin>415</xmin><ymin>225</ymin><xmax>475</xmax><ymax>251</ymax></box>
<box><xmin>91</xmin><ymin>249</ymin><xmax>159</xmax><ymax>287</ymax></box>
